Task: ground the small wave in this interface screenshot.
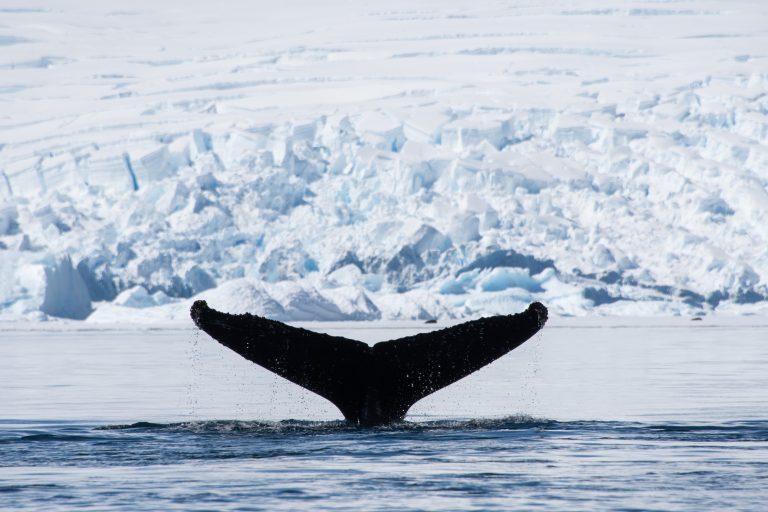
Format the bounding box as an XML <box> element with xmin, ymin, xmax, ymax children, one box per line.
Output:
<box><xmin>92</xmin><ymin>417</ymin><xmax>768</xmax><ymax>442</ymax></box>
<box><xmin>0</xmin><ymin>432</ymin><xmax>113</xmax><ymax>444</ymax></box>
<box><xmin>545</xmin><ymin>420</ymin><xmax>768</xmax><ymax>442</ymax></box>
<box><xmin>96</xmin><ymin>421</ymin><xmax>169</xmax><ymax>431</ymax></box>
<box><xmin>97</xmin><ymin>414</ymin><xmax>555</xmax><ymax>434</ymax></box>
<box><xmin>646</xmin><ymin>421</ymin><xmax>768</xmax><ymax>432</ymax></box>
<box><xmin>97</xmin><ymin>419</ymin><xmax>355</xmax><ymax>434</ymax></box>
<box><xmin>643</xmin><ymin>421</ymin><xmax>768</xmax><ymax>442</ymax></box>
<box><xmin>394</xmin><ymin>414</ymin><xmax>556</xmax><ymax>431</ymax></box>
<box><xmin>0</xmin><ymin>483</ymin><xmax>64</xmax><ymax>494</ymax></box>
<box><xmin>19</xmin><ymin>433</ymin><xmax>97</xmax><ymax>442</ymax></box>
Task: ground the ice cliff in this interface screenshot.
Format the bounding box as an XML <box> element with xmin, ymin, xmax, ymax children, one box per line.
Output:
<box><xmin>1</xmin><ymin>1</ymin><xmax>766</xmax><ymax>321</ymax></box>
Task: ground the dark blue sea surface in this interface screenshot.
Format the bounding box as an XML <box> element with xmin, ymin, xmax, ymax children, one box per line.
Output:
<box><xmin>2</xmin><ymin>320</ymin><xmax>767</xmax><ymax>510</ymax></box>
<box><xmin>1</xmin><ymin>417</ymin><xmax>767</xmax><ymax>511</ymax></box>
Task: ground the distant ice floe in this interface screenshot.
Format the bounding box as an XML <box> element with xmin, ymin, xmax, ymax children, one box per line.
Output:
<box><xmin>0</xmin><ymin>1</ymin><xmax>767</xmax><ymax>322</ymax></box>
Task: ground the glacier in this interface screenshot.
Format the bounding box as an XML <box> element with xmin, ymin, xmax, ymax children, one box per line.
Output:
<box><xmin>1</xmin><ymin>0</ymin><xmax>767</xmax><ymax>322</ymax></box>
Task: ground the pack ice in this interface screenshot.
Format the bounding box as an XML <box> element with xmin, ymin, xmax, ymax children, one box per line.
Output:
<box><xmin>1</xmin><ymin>1</ymin><xmax>766</xmax><ymax>322</ymax></box>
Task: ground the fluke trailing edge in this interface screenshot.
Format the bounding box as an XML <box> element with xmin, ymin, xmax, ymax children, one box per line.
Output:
<box><xmin>190</xmin><ymin>300</ymin><xmax>548</xmax><ymax>426</ymax></box>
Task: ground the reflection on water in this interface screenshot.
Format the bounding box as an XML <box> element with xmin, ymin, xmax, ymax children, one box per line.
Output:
<box><xmin>1</xmin><ymin>322</ymin><xmax>767</xmax><ymax>510</ymax></box>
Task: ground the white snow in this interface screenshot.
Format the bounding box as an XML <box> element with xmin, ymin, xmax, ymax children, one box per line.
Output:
<box><xmin>1</xmin><ymin>0</ymin><xmax>767</xmax><ymax>322</ymax></box>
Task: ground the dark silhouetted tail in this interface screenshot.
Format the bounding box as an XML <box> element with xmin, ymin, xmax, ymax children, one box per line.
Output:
<box><xmin>191</xmin><ymin>300</ymin><xmax>547</xmax><ymax>425</ymax></box>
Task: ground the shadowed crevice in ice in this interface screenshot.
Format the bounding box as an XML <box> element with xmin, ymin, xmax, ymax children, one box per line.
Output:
<box><xmin>456</xmin><ymin>249</ymin><xmax>556</xmax><ymax>277</ymax></box>
<box><xmin>0</xmin><ymin>35</ymin><xmax>33</xmax><ymax>46</ymax></box>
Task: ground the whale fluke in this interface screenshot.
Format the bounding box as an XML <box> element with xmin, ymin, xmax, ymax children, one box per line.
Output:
<box><xmin>190</xmin><ymin>300</ymin><xmax>547</xmax><ymax>426</ymax></box>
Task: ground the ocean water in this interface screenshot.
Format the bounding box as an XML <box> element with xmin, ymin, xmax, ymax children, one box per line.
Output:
<box><xmin>1</xmin><ymin>319</ymin><xmax>767</xmax><ymax>510</ymax></box>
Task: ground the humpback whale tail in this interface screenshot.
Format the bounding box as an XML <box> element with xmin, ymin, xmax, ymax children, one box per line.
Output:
<box><xmin>190</xmin><ymin>300</ymin><xmax>548</xmax><ymax>426</ymax></box>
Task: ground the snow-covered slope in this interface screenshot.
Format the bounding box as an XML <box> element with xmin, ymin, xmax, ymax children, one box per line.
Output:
<box><xmin>1</xmin><ymin>0</ymin><xmax>767</xmax><ymax>321</ymax></box>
